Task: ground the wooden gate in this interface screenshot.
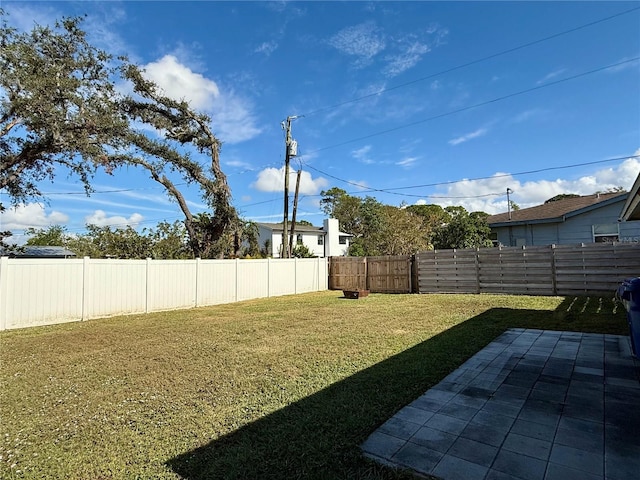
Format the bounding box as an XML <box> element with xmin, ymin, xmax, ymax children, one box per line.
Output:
<box><xmin>329</xmin><ymin>256</ymin><xmax>412</xmax><ymax>293</ymax></box>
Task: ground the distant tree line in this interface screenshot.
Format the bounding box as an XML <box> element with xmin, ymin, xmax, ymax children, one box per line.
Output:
<box><xmin>319</xmin><ymin>188</ymin><xmax>494</xmax><ymax>256</ymax></box>
<box><xmin>24</xmin><ymin>221</ymin><xmax>265</xmax><ymax>259</ymax></box>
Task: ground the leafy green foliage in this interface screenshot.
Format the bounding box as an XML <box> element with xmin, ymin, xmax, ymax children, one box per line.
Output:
<box><xmin>65</xmin><ymin>225</ymin><xmax>153</xmax><ymax>259</ymax></box>
<box><xmin>432</xmin><ymin>207</ymin><xmax>493</xmax><ymax>249</ymax></box>
<box><xmin>321</xmin><ymin>188</ymin><xmax>493</xmax><ymax>256</ymax></box>
<box><xmin>1</xmin><ymin>13</ymin><xmax>238</xmax><ymax>259</ymax></box>
<box><xmin>291</xmin><ymin>243</ymin><xmax>315</xmax><ymax>258</ymax></box>
<box><xmin>120</xmin><ymin>63</ymin><xmax>239</xmax><ymax>259</ymax></box>
<box><xmin>24</xmin><ymin>225</ymin><xmax>69</xmax><ymax>246</ymax></box>
<box><xmin>0</xmin><ymin>14</ymin><xmax>127</xmax><ymax>204</ymax></box>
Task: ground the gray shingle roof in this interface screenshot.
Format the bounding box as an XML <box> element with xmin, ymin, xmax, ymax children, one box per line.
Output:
<box><xmin>487</xmin><ymin>192</ymin><xmax>627</xmax><ymax>226</ymax></box>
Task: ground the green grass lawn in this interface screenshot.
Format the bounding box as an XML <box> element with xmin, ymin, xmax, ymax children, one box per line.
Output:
<box><xmin>0</xmin><ymin>292</ymin><xmax>629</xmax><ymax>479</ymax></box>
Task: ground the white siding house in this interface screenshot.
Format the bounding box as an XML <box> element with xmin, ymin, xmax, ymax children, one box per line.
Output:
<box><xmin>257</xmin><ymin>219</ymin><xmax>351</xmax><ymax>258</ymax></box>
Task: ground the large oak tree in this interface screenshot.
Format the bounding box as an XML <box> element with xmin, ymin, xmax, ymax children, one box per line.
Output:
<box><xmin>1</xmin><ymin>13</ymin><xmax>241</xmax><ymax>257</ymax></box>
<box><xmin>1</xmin><ymin>14</ymin><xmax>127</xmax><ymax>202</ymax></box>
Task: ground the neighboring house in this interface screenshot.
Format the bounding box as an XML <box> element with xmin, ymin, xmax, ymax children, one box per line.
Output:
<box><xmin>619</xmin><ymin>172</ymin><xmax>640</xmax><ymax>221</ymax></box>
<box><xmin>257</xmin><ymin>218</ymin><xmax>351</xmax><ymax>257</ymax></box>
<box><xmin>0</xmin><ymin>246</ymin><xmax>77</xmax><ymax>258</ymax></box>
<box><xmin>487</xmin><ymin>192</ymin><xmax>640</xmax><ymax>247</ymax></box>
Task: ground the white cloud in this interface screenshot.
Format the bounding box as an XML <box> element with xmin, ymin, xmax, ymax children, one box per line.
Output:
<box><xmin>352</xmin><ymin>145</ymin><xmax>374</xmax><ymax>164</ymax></box>
<box><xmin>50</xmin><ymin>195</ymin><xmax>175</xmax><ymax>213</ymax></box>
<box><xmin>536</xmin><ymin>68</ymin><xmax>567</xmax><ymax>85</ymax></box>
<box><xmin>0</xmin><ymin>203</ymin><xmax>69</xmax><ymax>230</ymax></box>
<box><xmin>255</xmin><ymin>41</ymin><xmax>278</xmax><ymax>56</ymax></box>
<box><xmin>141</xmin><ymin>55</ymin><xmax>261</xmax><ymax>143</ymax></box>
<box><xmin>349</xmin><ymin>180</ymin><xmax>370</xmax><ymax>191</ymax></box>
<box><xmin>383</xmin><ymin>41</ymin><xmax>431</xmax><ymax>77</ymax></box>
<box><xmin>512</xmin><ymin>108</ymin><xmax>546</xmax><ymax>124</ymax></box>
<box><xmin>448</xmin><ymin>128</ymin><xmax>488</xmax><ymax>146</ymax></box>
<box><xmin>328</xmin><ymin>22</ymin><xmax>447</xmax><ymax>76</ymax></box>
<box><xmin>84</xmin><ymin>210</ymin><xmax>144</xmax><ymax>228</ymax></box>
<box><xmin>225</xmin><ymin>159</ymin><xmax>253</xmax><ymax>169</ymax></box>
<box><xmin>209</xmin><ymin>89</ymin><xmax>262</xmax><ymax>143</ymax></box>
<box><xmin>396</xmin><ymin>156</ymin><xmax>419</xmax><ymax>168</ymax></box>
<box><xmin>328</xmin><ymin>21</ymin><xmax>386</xmax><ymax>67</ymax></box>
<box><xmin>142</xmin><ymin>55</ymin><xmax>220</xmax><ymax>110</ymax></box>
<box><xmin>383</xmin><ymin>26</ymin><xmax>447</xmax><ymax>77</ymax></box>
<box><xmin>605</xmin><ymin>57</ymin><xmax>640</xmax><ymax>74</ymax></box>
<box><xmin>251</xmin><ymin>167</ymin><xmax>328</xmax><ymax>195</ymax></box>
<box><xmin>422</xmin><ymin>154</ymin><xmax>640</xmax><ymax>215</ymax></box>
<box><xmin>2</xmin><ymin>4</ymin><xmax>60</xmax><ymax>32</ymax></box>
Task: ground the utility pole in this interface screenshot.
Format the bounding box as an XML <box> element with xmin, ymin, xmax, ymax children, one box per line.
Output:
<box><xmin>281</xmin><ymin>116</ymin><xmax>298</xmax><ymax>258</ymax></box>
<box><xmin>507</xmin><ymin>188</ymin><xmax>513</xmax><ymax>220</ymax></box>
<box><xmin>289</xmin><ymin>169</ymin><xmax>302</xmax><ymax>253</ymax></box>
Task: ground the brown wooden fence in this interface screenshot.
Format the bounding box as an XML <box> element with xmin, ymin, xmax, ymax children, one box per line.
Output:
<box><xmin>416</xmin><ymin>243</ymin><xmax>640</xmax><ymax>296</ymax></box>
<box><xmin>329</xmin><ymin>243</ymin><xmax>640</xmax><ymax>296</ymax></box>
<box><xmin>329</xmin><ymin>255</ymin><xmax>412</xmax><ymax>293</ymax></box>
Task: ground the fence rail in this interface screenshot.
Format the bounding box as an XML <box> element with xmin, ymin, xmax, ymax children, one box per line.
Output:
<box><xmin>329</xmin><ymin>243</ymin><xmax>640</xmax><ymax>296</ymax></box>
<box><xmin>0</xmin><ymin>257</ymin><xmax>328</xmax><ymax>331</ymax></box>
<box><xmin>329</xmin><ymin>255</ymin><xmax>412</xmax><ymax>293</ymax></box>
<box><xmin>416</xmin><ymin>243</ymin><xmax>640</xmax><ymax>295</ymax></box>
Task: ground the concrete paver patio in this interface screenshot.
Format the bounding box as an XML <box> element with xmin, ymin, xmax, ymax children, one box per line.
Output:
<box><xmin>361</xmin><ymin>328</ymin><xmax>640</xmax><ymax>480</ymax></box>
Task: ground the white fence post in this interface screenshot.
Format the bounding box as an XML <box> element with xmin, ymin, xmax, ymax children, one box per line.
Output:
<box><xmin>235</xmin><ymin>258</ymin><xmax>240</xmax><ymax>302</ymax></box>
<box><xmin>195</xmin><ymin>257</ymin><xmax>201</xmax><ymax>307</ymax></box>
<box><xmin>294</xmin><ymin>257</ymin><xmax>298</xmax><ymax>294</ymax></box>
<box><xmin>145</xmin><ymin>258</ymin><xmax>151</xmax><ymax>313</ymax></box>
<box><xmin>322</xmin><ymin>257</ymin><xmax>327</xmax><ymax>291</ymax></box>
<box><xmin>81</xmin><ymin>256</ymin><xmax>90</xmax><ymax>321</ymax></box>
<box><xmin>267</xmin><ymin>258</ymin><xmax>271</xmax><ymax>297</ymax></box>
<box><xmin>0</xmin><ymin>256</ymin><xmax>8</xmax><ymax>331</ymax></box>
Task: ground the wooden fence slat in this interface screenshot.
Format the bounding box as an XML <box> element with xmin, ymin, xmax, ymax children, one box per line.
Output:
<box><xmin>329</xmin><ymin>243</ymin><xmax>640</xmax><ymax>296</ymax></box>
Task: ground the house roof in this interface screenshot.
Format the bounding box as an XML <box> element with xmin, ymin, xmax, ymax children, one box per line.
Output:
<box><xmin>257</xmin><ymin>222</ymin><xmax>353</xmax><ymax>237</ymax></box>
<box><xmin>487</xmin><ymin>192</ymin><xmax>628</xmax><ymax>227</ymax></box>
<box><xmin>1</xmin><ymin>246</ymin><xmax>77</xmax><ymax>258</ymax></box>
<box><xmin>257</xmin><ymin>222</ymin><xmax>323</xmax><ymax>234</ymax></box>
<box><xmin>619</xmin><ymin>172</ymin><xmax>640</xmax><ymax>221</ymax></box>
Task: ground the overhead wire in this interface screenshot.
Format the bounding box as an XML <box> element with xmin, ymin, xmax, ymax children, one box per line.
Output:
<box><xmin>18</xmin><ymin>7</ymin><xmax>640</xmax><ymax>229</ymax></box>
<box><xmin>41</xmin><ymin>160</ymin><xmax>283</xmax><ymax>196</ymax></box>
<box><xmin>300</xmin><ymin>153</ymin><xmax>640</xmax><ymax>197</ymax></box>
<box><xmin>300</xmin><ymin>57</ymin><xmax>640</xmax><ymax>156</ymax></box>
<box><xmin>296</xmin><ymin>6</ymin><xmax>640</xmax><ymax>118</ymax></box>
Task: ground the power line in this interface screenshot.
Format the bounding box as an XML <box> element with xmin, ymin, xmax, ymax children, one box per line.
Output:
<box><xmin>41</xmin><ymin>161</ymin><xmax>283</xmax><ymax>196</ymax></box>
<box><xmin>386</xmin><ymin>154</ymin><xmax>640</xmax><ymax>192</ymax></box>
<box><xmin>302</xmin><ymin>57</ymin><xmax>640</xmax><ymax>156</ymax></box>
<box><xmin>301</xmin><ymin>153</ymin><xmax>640</xmax><ymax>196</ymax></box>
<box><xmin>297</xmin><ymin>6</ymin><xmax>640</xmax><ymax>118</ymax></box>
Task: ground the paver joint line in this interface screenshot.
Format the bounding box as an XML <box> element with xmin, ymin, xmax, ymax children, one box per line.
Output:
<box><xmin>360</xmin><ymin>329</ymin><xmax>640</xmax><ymax>480</ymax></box>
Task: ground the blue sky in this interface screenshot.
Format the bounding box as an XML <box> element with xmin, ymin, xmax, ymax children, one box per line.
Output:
<box><xmin>2</xmin><ymin>1</ymin><xmax>639</xmax><ymax>240</ymax></box>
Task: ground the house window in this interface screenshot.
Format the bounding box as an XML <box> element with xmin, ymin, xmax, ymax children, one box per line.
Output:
<box><xmin>296</xmin><ymin>234</ymin><xmax>303</xmax><ymax>245</ymax></box>
<box><xmin>317</xmin><ymin>235</ymin><xmax>324</xmax><ymax>245</ymax></box>
<box><xmin>593</xmin><ymin>224</ymin><xmax>619</xmax><ymax>243</ymax></box>
<box><xmin>489</xmin><ymin>232</ymin><xmax>498</xmax><ymax>247</ymax></box>
<box><xmin>339</xmin><ymin>235</ymin><xmax>348</xmax><ymax>245</ymax></box>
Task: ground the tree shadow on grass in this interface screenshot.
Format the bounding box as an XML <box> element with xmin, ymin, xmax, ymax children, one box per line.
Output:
<box><xmin>167</xmin><ymin>301</ymin><xmax>627</xmax><ymax>480</ymax></box>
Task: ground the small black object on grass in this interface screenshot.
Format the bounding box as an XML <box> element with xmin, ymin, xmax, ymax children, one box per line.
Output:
<box><xmin>343</xmin><ymin>289</ymin><xmax>370</xmax><ymax>299</ymax></box>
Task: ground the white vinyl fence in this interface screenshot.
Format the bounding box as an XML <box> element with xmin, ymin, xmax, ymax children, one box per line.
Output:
<box><xmin>0</xmin><ymin>256</ymin><xmax>328</xmax><ymax>331</ymax></box>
